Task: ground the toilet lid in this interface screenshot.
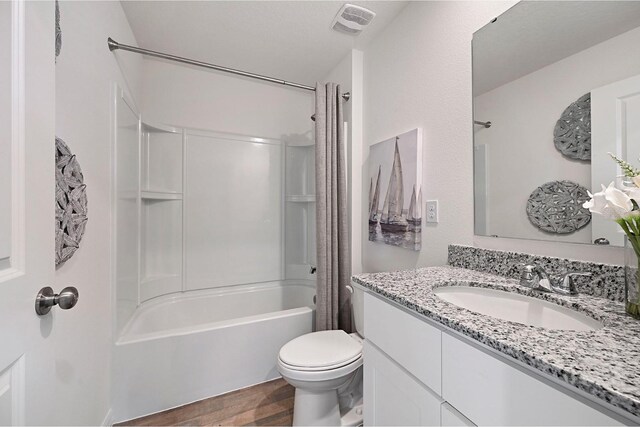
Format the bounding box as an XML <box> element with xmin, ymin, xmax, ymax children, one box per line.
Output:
<box><xmin>279</xmin><ymin>330</ymin><xmax>363</xmax><ymax>370</ymax></box>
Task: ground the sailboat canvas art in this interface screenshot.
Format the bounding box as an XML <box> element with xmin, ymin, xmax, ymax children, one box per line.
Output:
<box><xmin>368</xmin><ymin>129</ymin><xmax>422</xmax><ymax>251</ymax></box>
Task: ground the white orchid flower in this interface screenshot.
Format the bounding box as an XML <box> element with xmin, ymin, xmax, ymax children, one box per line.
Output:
<box><xmin>605</xmin><ymin>181</ymin><xmax>634</xmax><ymax>218</ymax></box>
<box><xmin>618</xmin><ymin>176</ymin><xmax>640</xmax><ymax>207</ymax></box>
<box><xmin>583</xmin><ymin>185</ymin><xmax>614</xmax><ymax>219</ymax></box>
<box><xmin>626</xmin><ymin>185</ymin><xmax>640</xmax><ymax>206</ymax></box>
<box><xmin>583</xmin><ymin>182</ymin><xmax>634</xmax><ymax>220</ymax></box>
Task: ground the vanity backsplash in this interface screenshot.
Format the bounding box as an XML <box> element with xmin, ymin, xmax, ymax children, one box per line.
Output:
<box><xmin>448</xmin><ymin>245</ymin><xmax>625</xmax><ymax>302</ymax></box>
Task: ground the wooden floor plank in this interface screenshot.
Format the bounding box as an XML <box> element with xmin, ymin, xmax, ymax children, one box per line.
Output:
<box><xmin>117</xmin><ymin>379</ymin><xmax>294</xmax><ymax>427</ymax></box>
<box><xmin>202</xmin><ymin>397</ymin><xmax>294</xmax><ymax>426</ymax></box>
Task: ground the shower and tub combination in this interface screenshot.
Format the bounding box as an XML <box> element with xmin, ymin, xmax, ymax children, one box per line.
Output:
<box><xmin>111</xmin><ymin>84</ymin><xmax>319</xmax><ymax>421</ymax></box>
<box><xmin>109</xmin><ymin>37</ymin><xmax>353</xmax><ymax>422</ymax></box>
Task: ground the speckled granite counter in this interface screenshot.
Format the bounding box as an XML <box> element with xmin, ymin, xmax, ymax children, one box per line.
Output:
<box><xmin>352</xmin><ymin>265</ymin><xmax>640</xmax><ymax>419</ymax></box>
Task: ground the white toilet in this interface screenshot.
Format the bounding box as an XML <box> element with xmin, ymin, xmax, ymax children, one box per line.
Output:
<box><xmin>277</xmin><ymin>285</ymin><xmax>365</xmax><ymax>426</ymax></box>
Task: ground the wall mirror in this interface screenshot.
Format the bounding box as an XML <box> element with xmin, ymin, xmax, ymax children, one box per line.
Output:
<box><xmin>473</xmin><ymin>1</ymin><xmax>640</xmax><ymax>247</ymax></box>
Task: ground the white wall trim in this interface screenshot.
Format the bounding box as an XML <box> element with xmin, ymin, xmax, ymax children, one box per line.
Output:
<box><xmin>0</xmin><ymin>0</ymin><xmax>26</xmax><ymax>283</ymax></box>
<box><xmin>350</xmin><ymin>49</ymin><xmax>364</xmax><ymax>275</ymax></box>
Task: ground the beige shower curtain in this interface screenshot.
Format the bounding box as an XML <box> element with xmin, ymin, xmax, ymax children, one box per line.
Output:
<box><xmin>314</xmin><ymin>82</ymin><xmax>352</xmax><ymax>332</ymax></box>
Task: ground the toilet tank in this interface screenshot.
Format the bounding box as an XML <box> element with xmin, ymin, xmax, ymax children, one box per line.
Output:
<box><xmin>350</xmin><ymin>282</ymin><xmax>365</xmax><ymax>337</ymax></box>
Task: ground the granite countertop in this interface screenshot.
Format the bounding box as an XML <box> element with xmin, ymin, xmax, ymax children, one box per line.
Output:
<box><xmin>352</xmin><ymin>266</ymin><xmax>640</xmax><ymax>419</ymax></box>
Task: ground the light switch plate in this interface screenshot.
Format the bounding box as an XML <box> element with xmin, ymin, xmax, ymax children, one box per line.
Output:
<box><xmin>426</xmin><ymin>200</ymin><xmax>438</xmax><ymax>223</ymax></box>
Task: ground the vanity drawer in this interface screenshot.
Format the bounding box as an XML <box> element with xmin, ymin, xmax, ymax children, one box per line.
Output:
<box><xmin>364</xmin><ymin>292</ymin><xmax>442</xmax><ymax>395</ymax></box>
<box><xmin>441</xmin><ymin>332</ymin><xmax>624</xmax><ymax>426</ymax></box>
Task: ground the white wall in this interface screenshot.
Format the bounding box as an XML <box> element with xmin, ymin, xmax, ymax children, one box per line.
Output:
<box><xmin>55</xmin><ymin>1</ymin><xmax>142</xmax><ymax>424</ymax></box>
<box><xmin>362</xmin><ymin>1</ymin><xmax>515</xmax><ymax>272</ymax></box>
<box><xmin>361</xmin><ymin>1</ymin><xmax>626</xmax><ymax>270</ymax></box>
<box><xmin>141</xmin><ymin>58</ymin><xmax>313</xmax><ymax>140</ymax></box>
<box><xmin>475</xmin><ymin>25</ymin><xmax>640</xmax><ymax>244</ymax></box>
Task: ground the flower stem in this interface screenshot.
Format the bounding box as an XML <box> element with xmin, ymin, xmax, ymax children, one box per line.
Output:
<box><xmin>627</xmin><ymin>255</ymin><xmax>640</xmax><ymax>319</ymax></box>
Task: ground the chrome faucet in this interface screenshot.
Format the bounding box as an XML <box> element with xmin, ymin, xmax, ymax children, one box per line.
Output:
<box><xmin>519</xmin><ymin>265</ymin><xmax>590</xmax><ymax>296</ymax></box>
<box><xmin>552</xmin><ymin>271</ymin><xmax>591</xmax><ymax>296</ymax></box>
<box><xmin>520</xmin><ymin>265</ymin><xmax>553</xmax><ymax>292</ymax></box>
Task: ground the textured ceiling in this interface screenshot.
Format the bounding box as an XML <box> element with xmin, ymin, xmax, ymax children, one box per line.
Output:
<box><xmin>120</xmin><ymin>1</ymin><xmax>408</xmax><ymax>84</ymax></box>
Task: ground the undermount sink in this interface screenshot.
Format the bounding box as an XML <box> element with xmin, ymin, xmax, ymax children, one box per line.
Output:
<box><xmin>433</xmin><ymin>286</ymin><xmax>603</xmax><ymax>331</ymax></box>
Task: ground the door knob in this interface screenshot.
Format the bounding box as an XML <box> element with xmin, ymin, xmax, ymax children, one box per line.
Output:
<box><xmin>35</xmin><ymin>286</ymin><xmax>79</xmax><ymax>315</ymax></box>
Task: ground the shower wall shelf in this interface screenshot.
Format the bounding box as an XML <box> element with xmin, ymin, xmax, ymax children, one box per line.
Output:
<box><xmin>140</xmin><ymin>119</ymin><xmax>184</xmax><ymax>302</ymax></box>
<box><xmin>286</xmin><ymin>195</ymin><xmax>316</xmax><ymax>203</ymax></box>
<box><xmin>141</xmin><ymin>191</ymin><xmax>183</xmax><ymax>200</ymax></box>
<box><xmin>142</xmin><ymin>121</ymin><xmax>181</xmax><ymax>134</ymax></box>
<box><xmin>285</xmin><ymin>142</ymin><xmax>316</xmax><ymax>281</ymax></box>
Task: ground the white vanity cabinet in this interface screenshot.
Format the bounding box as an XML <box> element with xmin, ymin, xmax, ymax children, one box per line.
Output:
<box><xmin>362</xmin><ymin>291</ymin><xmax>632</xmax><ymax>427</ymax></box>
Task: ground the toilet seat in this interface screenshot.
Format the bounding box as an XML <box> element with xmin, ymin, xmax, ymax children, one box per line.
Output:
<box><xmin>278</xmin><ymin>330</ymin><xmax>362</xmax><ymax>371</ymax></box>
<box><xmin>277</xmin><ymin>330</ymin><xmax>363</xmax><ymax>382</ymax></box>
<box><xmin>278</xmin><ymin>354</ymin><xmax>363</xmax><ymax>382</ymax></box>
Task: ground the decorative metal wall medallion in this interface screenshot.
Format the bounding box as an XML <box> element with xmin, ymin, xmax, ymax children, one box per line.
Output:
<box><xmin>55</xmin><ymin>0</ymin><xmax>62</xmax><ymax>60</ymax></box>
<box><xmin>526</xmin><ymin>180</ymin><xmax>591</xmax><ymax>234</ymax></box>
<box><xmin>553</xmin><ymin>93</ymin><xmax>591</xmax><ymax>161</ymax></box>
<box><xmin>55</xmin><ymin>137</ymin><xmax>88</xmax><ymax>266</ymax></box>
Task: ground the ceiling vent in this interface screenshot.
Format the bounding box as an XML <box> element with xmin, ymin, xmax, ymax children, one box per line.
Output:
<box><xmin>331</xmin><ymin>4</ymin><xmax>376</xmax><ymax>35</ymax></box>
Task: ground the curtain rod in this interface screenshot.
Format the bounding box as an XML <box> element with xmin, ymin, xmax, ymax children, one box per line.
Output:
<box><xmin>107</xmin><ymin>38</ymin><xmax>350</xmax><ymax>102</ymax></box>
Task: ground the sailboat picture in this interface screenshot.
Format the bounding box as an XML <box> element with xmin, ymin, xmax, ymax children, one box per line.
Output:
<box><xmin>368</xmin><ymin>129</ymin><xmax>422</xmax><ymax>251</ymax></box>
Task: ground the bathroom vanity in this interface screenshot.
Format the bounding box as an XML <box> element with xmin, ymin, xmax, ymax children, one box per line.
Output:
<box><xmin>352</xmin><ymin>247</ymin><xmax>640</xmax><ymax>426</ymax></box>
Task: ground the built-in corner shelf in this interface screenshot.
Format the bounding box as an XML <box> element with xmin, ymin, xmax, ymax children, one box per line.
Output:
<box><xmin>142</xmin><ymin>121</ymin><xmax>181</xmax><ymax>135</ymax></box>
<box><xmin>141</xmin><ymin>190</ymin><xmax>183</xmax><ymax>201</ymax></box>
<box><xmin>286</xmin><ymin>195</ymin><xmax>316</xmax><ymax>203</ymax></box>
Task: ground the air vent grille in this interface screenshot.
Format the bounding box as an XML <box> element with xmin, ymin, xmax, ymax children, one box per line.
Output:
<box><xmin>332</xmin><ymin>4</ymin><xmax>376</xmax><ymax>35</ymax></box>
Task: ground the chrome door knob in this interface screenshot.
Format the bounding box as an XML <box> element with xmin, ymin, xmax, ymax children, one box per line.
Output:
<box><xmin>35</xmin><ymin>286</ymin><xmax>79</xmax><ymax>315</ymax></box>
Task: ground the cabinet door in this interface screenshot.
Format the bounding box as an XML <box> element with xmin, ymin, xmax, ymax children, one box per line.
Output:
<box><xmin>442</xmin><ymin>333</ymin><xmax>624</xmax><ymax>426</ymax></box>
<box><xmin>364</xmin><ymin>341</ymin><xmax>442</xmax><ymax>426</ymax></box>
<box><xmin>364</xmin><ymin>292</ymin><xmax>442</xmax><ymax>394</ymax></box>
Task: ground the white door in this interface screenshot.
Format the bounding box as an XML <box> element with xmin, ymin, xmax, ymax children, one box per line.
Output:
<box><xmin>591</xmin><ymin>73</ymin><xmax>640</xmax><ymax>247</ymax></box>
<box><xmin>0</xmin><ymin>1</ymin><xmax>60</xmax><ymax>424</ymax></box>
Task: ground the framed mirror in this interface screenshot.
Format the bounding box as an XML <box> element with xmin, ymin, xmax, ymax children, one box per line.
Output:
<box><xmin>472</xmin><ymin>1</ymin><xmax>640</xmax><ymax>247</ymax></box>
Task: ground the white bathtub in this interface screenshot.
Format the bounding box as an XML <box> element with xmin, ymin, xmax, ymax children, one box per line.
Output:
<box><xmin>112</xmin><ymin>281</ymin><xmax>315</xmax><ymax>422</ymax></box>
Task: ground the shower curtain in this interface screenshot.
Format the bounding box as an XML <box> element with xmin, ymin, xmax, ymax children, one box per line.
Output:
<box><xmin>314</xmin><ymin>82</ymin><xmax>352</xmax><ymax>332</ymax></box>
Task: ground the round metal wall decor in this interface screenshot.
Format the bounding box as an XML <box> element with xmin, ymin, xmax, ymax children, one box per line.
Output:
<box><xmin>526</xmin><ymin>180</ymin><xmax>591</xmax><ymax>234</ymax></box>
<box><xmin>55</xmin><ymin>0</ymin><xmax>62</xmax><ymax>60</ymax></box>
<box><xmin>553</xmin><ymin>93</ymin><xmax>591</xmax><ymax>161</ymax></box>
<box><xmin>55</xmin><ymin>137</ymin><xmax>88</xmax><ymax>266</ymax></box>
